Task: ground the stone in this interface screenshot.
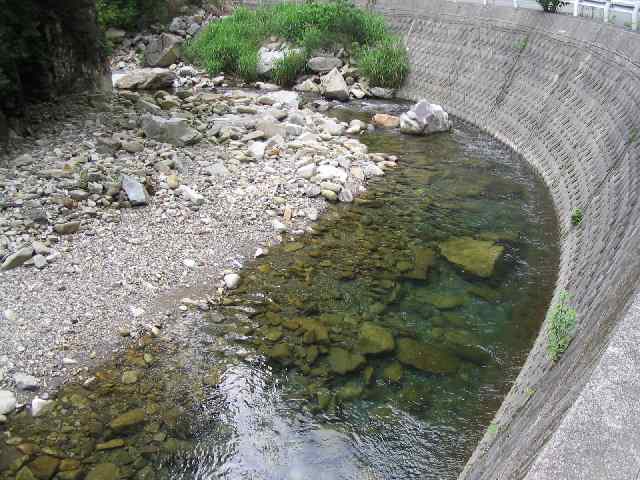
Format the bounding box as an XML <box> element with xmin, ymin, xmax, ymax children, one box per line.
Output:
<box><xmin>328</xmin><ymin>347</ymin><xmax>366</xmax><ymax>375</ymax></box>
<box><xmin>1</xmin><ymin>246</ymin><xmax>34</xmax><ymax>271</ymax></box>
<box><xmin>321</xmin><ymin>68</ymin><xmax>349</xmax><ymax>101</ymax></box>
<box><xmin>294</xmin><ymin>79</ymin><xmax>321</xmax><ymax>93</ymax></box>
<box><xmin>336</xmin><ymin>382</ymin><xmax>364</xmax><ymax>401</ymax></box>
<box><xmin>268</xmin><ymin>343</ymin><xmax>290</xmax><ymax>360</ymax></box>
<box><xmin>438</xmin><ymin>237</ymin><xmax>504</xmax><ymax>278</ymax></box>
<box><xmin>141</xmin><ymin>114</ymin><xmax>201</xmax><ymax>146</ymax></box>
<box><xmin>0</xmin><ymin>390</ymin><xmax>16</xmax><ymax>414</ymax></box>
<box><xmin>13</xmin><ymin>373</ymin><xmax>39</xmax><ymax>391</ymax></box>
<box><xmin>257</xmin><ymin>48</ymin><xmax>285</xmax><ymax>76</ymax></box>
<box><xmin>404</xmin><ymin>247</ymin><xmax>435</xmax><ymax>280</ymax></box>
<box><xmin>105</xmin><ymin>28</ymin><xmax>126</xmax><ymax>43</ymax></box>
<box><xmin>28</xmin><ymin>456</ymin><xmax>59</xmax><ymax>480</ymax></box>
<box><xmin>95</xmin><ymin>135</ymin><xmax>121</xmax><ymax>155</ymax></box>
<box><xmin>166</xmin><ymin>174</ymin><xmax>180</xmax><ymax>189</ymax></box>
<box><xmin>400</xmin><ymin>100</ymin><xmax>452</xmax><ymax>135</ymax></box>
<box><xmin>96</xmin><ymin>439</ymin><xmax>125</xmax><ymax>450</ymax></box>
<box><xmin>122</xmin><ymin>140</ymin><xmax>144</xmax><ymax>153</ymax></box>
<box><xmin>382</xmin><ymin>362</ymin><xmax>403</xmax><ymax>382</ymax></box>
<box><xmin>338</xmin><ymin>189</ymin><xmax>354</xmax><ymax>203</ymax></box>
<box><xmin>54</xmin><ymin>222</ymin><xmax>81</xmax><ymax>235</ymax></box>
<box><xmin>31</xmin><ymin>397</ymin><xmax>54</xmax><ymax>417</ymax></box>
<box><xmin>363</xmin><ymin>164</ymin><xmax>384</xmax><ymax>178</ymax></box>
<box><xmin>177</xmin><ymin>185</ymin><xmax>204</xmax><ymax>205</ymax></box>
<box><xmin>321</xmin><ymin>190</ymin><xmax>338</xmax><ymax>202</ymax></box>
<box><xmin>308</xmin><ymin>56</ymin><xmax>343</xmax><ymax>73</ymax></box>
<box><xmin>121</xmin><ymin>175</ymin><xmax>148</xmax><ymax>206</ymax></box>
<box><xmin>248</xmin><ymin>141</ymin><xmax>267</xmax><ymax>161</ymax></box>
<box><xmin>297</xmin><ymin>164</ymin><xmax>316</xmax><ymax>179</ymax></box>
<box><xmin>317</xmin><ymin>165</ymin><xmax>347</xmax><ymax>183</ymax></box>
<box><xmin>255</xmin><ymin>115</ymin><xmax>285</xmax><ymax>139</ymax></box>
<box><xmin>370</xmin><ymin>87</ymin><xmax>394</xmax><ymax>99</ymax></box>
<box><xmin>121</xmin><ymin>370</ymin><xmax>139</xmax><ymax>384</ymax></box>
<box><xmin>144</xmin><ymin>33</ymin><xmax>183</xmax><ymax>68</ymax></box>
<box><xmin>372</xmin><ymin>113</ymin><xmax>400</xmax><ymax>128</ymax></box>
<box><xmin>205</xmin><ymin>163</ymin><xmax>229</xmax><ymax>177</ymax></box>
<box><xmin>110</xmin><ymin>409</ymin><xmax>145</xmax><ymax>431</ymax></box>
<box><xmin>396</xmin><ymin>338</ymin><xmax>460</xmax><ymax>374</ymax></box>
<box><xmin>321</xmin><ymin>118</ymin><xmax>345</xmax><ymax>136</ymax></box>
<box><xmin>86</xmin><ymin>464</ymin><xmax>120</xmax><ymax>480</ymax></box>
<box><xmin>16</xmin><ymin>467</ymin><xmax>37</xmax><ymax>480</ymax></box>
<box><xmin>445</xmin><ymin>330</ymin><xmax>493</xmax><ymax>365</ymax></box>
<box><xmin>224</xmin><ymin>273</ymin><xmax>241</xmax><ymax>289</ymax></box>
<box><xmin>262</xmin><ymin>90</ymin><xmax>299</xmax><ymax>109</ymax></box>
<box><xmin>114</xmin><ymin>68</ymin><xmax>176</xmax><ymax>90</ymax></box>
<box><xmin>357</xmin><ymin>322</ymin><xmax>395</xmax><ymax>354</ymax></box>
<box><xmin>422</xmin><ymin>291</ymin><xmax>466</xmax><ymax>309</ymax></box>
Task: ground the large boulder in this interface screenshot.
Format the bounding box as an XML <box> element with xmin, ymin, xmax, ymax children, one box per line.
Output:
<box><xmin>114</xmin><ymin>68</ymin><xmax>176</xmax><ymax>90</ymax></box>
<box><xmin>144</xmin><ymin>33</ymin><xmax>183</xmax><ymax>68</ymax></box>
<box><xmin>438</xmin><ymin>237</ymin><xmax>504</xmax><ymax>278</ymax></box>
<box><xmin>308</xmin><ymin>56</ymin><xmax>343</xmax><ymax>73</ymax></box>
<box><xmin>257</xmin><ymin>48</ymin><xmax>285</xmax><ymax>76</ymax></box>
<box><xmin>396</xmin><ymin>338</ymin><xmax>460</xmax><ymax>374</ymax></box>
<box><xmin>141</xmin><ymin>115</ymin><xmax>201</xmax><ymax>146</ymax></box>
<box><xmin>321</xmin><ymin>68</ymin><xmax>349</xmax><ymax>101</ymax></box>
<box><xmin>357</xmin><ymin>322</ymin><xmax>395</xmax><ymax>354</ymax></box>
<box><xmin>399</xmin><ymin>100</ymin><xmax>452</xmax><ymax>135</ymax></box>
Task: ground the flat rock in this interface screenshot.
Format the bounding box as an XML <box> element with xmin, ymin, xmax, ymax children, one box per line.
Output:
<box><xmin>372</xmin><ymin>113</ymin><xmax>400</xmax><ymax>128</ymax></box>
<box><xmin>114</xmin><ymin>68</ymin><xmax>176</xmax><ymax>90</ymax></box>
<box><xmin>357</xmin><ymin>322</ymin><xmax>395</xmax><ymax>354</ymax></box>
<box><xmin>1</xmin><ymin>246</ymin><xmax>34</xmax><ymax>271</ymax></box>
<box><xmin>328</xmin><ymin>347</ymin><xmax>366</xmax><ymax>375</ymax></box>
<box><xmin>54</xmin><ymin>222</ymin><xmax>81</xmax><ymax>235</ymax></box>
<box><xmin>31</xmin><ymin>397</ymin><xmax>54</xmax><ymax>417</ymax></box>
<box><xmin>438</xmin><ymin>237</ymin><xmax>504</xmax><ymax>278</ymax></box>
<box><xmin>321</xmin><ymin>68</ymin><xmax>349</xmax><ymax>101</ymax></box>
<box><xmin>0</xmin><ymin>390</ymin><xmax>16</xmax><ymax>415</ymax></box>
<box><xmin>121</xmin><ymin>175</ymin><xmax>148</xmax><ymax>206</ymax></box>
<box><xmin>14</xmin><ymin>373</ymin><xmax>39</xmax><ymax>391</ymax></box>
<box><xmin>308</xmin><ymin>56</ymin><xmax>343</xmax><ymax>73</ymax></box>
<box><xmin>110</xmin><ymin>408</ymin><xmax>145</xmax><ymax>431</ymax></box>
<box><xmin>396</xmin><ymin>338</ymin><xmax>460</xmax><ymax>374</ymax></box>
<box><xmin>141</xmin><ymin>114</ymin><xmax>201</xmax><ymax>146</ymax></box>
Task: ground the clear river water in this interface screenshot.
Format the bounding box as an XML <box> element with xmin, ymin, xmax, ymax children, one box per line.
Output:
<box><xmin>0</xmin><ymin>99</ymin><xmax>559</xmax><ymax>480</ymax></box>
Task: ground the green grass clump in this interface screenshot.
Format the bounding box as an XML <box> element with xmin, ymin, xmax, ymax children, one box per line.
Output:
<box><xmin>571</xmin><ymin>208</ymin><xmax>583</xmax><ymax>226</ymax></box>
<box><xmin>185</xmin><ymin>1</ymin><xmax>408</xmax><ymax>88</ymax></box>
<box><xmin>357</xmin><ymin>39</ymin><xmax>409</xmax><ymax>89</ymax></box>
<box><xmin>272</xmin><ymin>52</ymin><xmax>307</xmax><ymax>88</ymax></box>
<box><xmin>547</xmin><ymin>290</ymin><xmax>577</xmax><ymax>361</ymax></box>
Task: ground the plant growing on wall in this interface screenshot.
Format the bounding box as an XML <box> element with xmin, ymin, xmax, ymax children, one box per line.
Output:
<box><xmin>536</xmin><ymin>0</ymin><xmax>568</xmax><ymax>13</ymax></box>
<box><xmin>547</xmin><ymin>290</ymin><xmax>577</xmax><ymax>361</ymax></box>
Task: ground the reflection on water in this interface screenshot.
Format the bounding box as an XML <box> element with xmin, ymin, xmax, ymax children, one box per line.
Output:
<box><xmin>0</xmin><ymin>102</ymin><xmax>558</xmax><ymax>480</ymax></box>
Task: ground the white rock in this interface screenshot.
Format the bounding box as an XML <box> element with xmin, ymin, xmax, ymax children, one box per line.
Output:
<box><xmin>62</xmin><ymin>358</ymin><xmax>78</xmax><ymax>365</ymax></box>
<box><xmin>399</xmin><ymin>100</ymin><xmax>452</xmax><ymax>135</ymax></box>
<box><xmin>31</xmin><ymin>397</ymin><xmax>54</xmax><ymax>417</ymax></box>
<box><xmin>224</xmin><ymin>273</ymin><xmax>241</xmax><ymax>289</ymax></box>
<box><xmin>130</xmin><ymin>306</ymin><xmax>145</xmax><ymax>318</ymax></box>
<box><xmin>364</xmin><ymin>164</ymin><xmax>385</xmax><ymax>178</ymax></box>
<box><xmin>183</xmin><ymin>259</ymin><xmax>197</xmax><ymax>269</ymax></box>
<box><xmin>272</xmin><ymin>219</ymin><xmax>288</xmax><ymax>232</ymax></box>
<box><xmin>0</xmin><ymin>391</ymin><xmax>16</xmax><ymax>415</ymax></box>
<box><xmin>316</xmin><ymin>165</ymin><xmax>348</xmax><ymax>183</ymax></box>
<box><xmin>321</xmin><ymin>68</ymin><xmax>349</xmax><ymax>101</ymax></box>
<box><xmin>177</xmin><ymin>185</ymin><xmax>205</xmax><ymax>205</ymax></box>
<box><xmin>296</xmin><ymin>164</ymin><xmax>316</xmax><ymax>179</ymax></box>
<box><xmin>255</xmin><ymin>247</ymin><xmax>268</xmax><ymax>258</ymax></box>
<box><xmin>248</xmin><ymin>141</ymin><xmax>267</xmax><ymax>161</ymax></box>
<box><xmin>13</xmin><ymin>373</ymin><xmax>39</xmax><ymax>391</ymax></box>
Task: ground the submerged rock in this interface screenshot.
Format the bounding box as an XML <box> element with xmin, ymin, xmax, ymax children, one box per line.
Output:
<box><xmin>28</xmin><ymin>455</ymin><xmax>59</xmax><ymax>479</ymax></box>
<box><xmin>357</xmin><ymin>322</ymin><xmax>395</xmax><ymax>354</ymax></box>
<box><xmin>382</xmin><ymin>361</ymin><xmax>403</xmax><ymax>382</ymax></box>
<box><xmin>328</xmin><ymin>347</ymin><xmax>366</xmax><ymax>375</ymax></box>
<box><xmin>86</xmin><ymin>463</ymin><xmax>120</xmax><ymax>480</ymax></box>
<box><xmin>372</xmin><ymin>113</ymin><xmax>400</xmax><ymax>129</ymax></box>
<box><xmin>444</xmin><ymin>330</ymin><xmax>493</xmax><ymax>365</ymax></box>
<box><xmin>396</xmin><ymin>338</ymin><xmax>460</xmax><ymax>374</ymax></box>
<box><xmin>404</xmin><ymin>247</ymin><xmax>435</xmax><ymax>280</ymax></box>
<box><xmin>109</xmin><ymin>408</ymin><xmax>145</xmax><ymax>431</ymax></box>
<box><xmin>438</xmin><ymin>237</ymin><xmax>504</xmax><ymax>278</ymax></box>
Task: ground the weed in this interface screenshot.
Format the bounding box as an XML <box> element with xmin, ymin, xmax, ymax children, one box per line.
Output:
<box><xmin>486</xmin><ymin>423</ymin><xmax>498</xmax><ymax>435</ymax></box>
<box><xmin>186</xmin><ymin>1</ymin><xmax>408</xmax><ymax>88</ymax></box>
<box><xmin>571</xmin><ymin>208</ymin><xmax>583</xmax><ymax>226</ymax></box>
<box><xmin>547</xmin><ymin>290</ymin><xmax>577</xmax><ymax>361</ymax></box>
<box><xmin>537</xmin><ymin>0</ymin><xmax>568</xmax><ymax>12</ymax></box>
<box><xmin>514</xmin><ymin>37</ymin><xmax>528</xmax><ymax>51</ymax></box>
<box><xmin>627</xmin><ymin>127</ymin><xmax>638</xmax><ymax>145</ymax></box>
<box><xmin>272</xmin><ymin>51</ymin><xmax>307</xmax><ymax>87</ymax></box>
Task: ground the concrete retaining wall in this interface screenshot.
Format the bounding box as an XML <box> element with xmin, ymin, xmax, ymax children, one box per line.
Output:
<box><xmin>365</xmin><ymin>1</ymin><xmax>640</xmax><ymax>478</ymax></box>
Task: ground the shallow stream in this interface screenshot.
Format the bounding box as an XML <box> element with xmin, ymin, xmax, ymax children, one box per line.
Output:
<box><xmin>0</xmin><ymin>100</ymin><xmax>559</xmax><ymax>480</ymax></box>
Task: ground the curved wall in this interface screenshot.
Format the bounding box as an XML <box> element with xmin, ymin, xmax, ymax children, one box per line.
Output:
<box><xmin>366</xmin><ymin>0</ymin><xmax>640</xmax><ymax>478</ymax></box>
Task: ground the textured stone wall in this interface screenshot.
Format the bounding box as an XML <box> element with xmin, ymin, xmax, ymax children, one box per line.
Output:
<box><xmin>360</xmin><ymin>0</ymin><xmax>640</xmax><ymax>478</ymax></box>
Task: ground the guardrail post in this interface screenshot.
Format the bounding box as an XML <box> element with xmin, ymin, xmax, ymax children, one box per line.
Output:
<box><xmin>633</xmin><ymin>2</ymin><xmax>639</xmax><ymax>30</ymax></box>
<box><xmin>573</xmin><ymin>0</ymin><xmax>579</xmax><ymax>16</ymax></box>
<box><xmin>603</xmin><ymin>1</ymin><xmax>610</xmax><ymax>22</ymax></box>
<box><xmin>513</xmin><ymin>0</ymin><xmax>519</xmax><ymax>8</ymax></box>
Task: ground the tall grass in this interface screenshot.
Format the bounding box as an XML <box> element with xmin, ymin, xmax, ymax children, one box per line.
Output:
<box><xmin>185</xmin><ymin>1</ymin><xmax>408</xmax><ymax>88</ymax></box>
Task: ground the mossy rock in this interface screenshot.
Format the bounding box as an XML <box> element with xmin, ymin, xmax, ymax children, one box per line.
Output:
<box><xmin>444</xmin><ymin>330</ymin><xmax>493</xmax><ymax>366</ymax></box>
<box><xmin>357</xmin><ymin>322</ymin><xmax>395</xmax><ymax>354</ymax></box>
<box><xmin>403</xmin><ymin>247</ymin><xmax>435</xmax><ymax>280</ymax></box>
<box><xmin>300</xmin><ymin>319</ymin><xmax>329</xmax><ymax>344</ymax></box>
<box><xmin>382</xmin><ymin>361</ymin><xmax>403</xmax><ymax>382</ymax></box>
<box><xmin>336</xmin><ymin>382</ymin><xmax>364</xmax><ymax>402</ymax></box>
<box><xmin>109</xmin><ymin>409</ymin><xmax>145</xmax><ymax>431</ymax></box>
<box><xmin>85</xmin><ymin>463</ymin><xmax>120</xmax><ymax>480</ymax></box>
<box><xmin>396</xmin><ymin>338</ymin><xmax>460</xmax><ymax>374</ymax></box>
<box><xmin>268</xmin><ymin>343</ymin><xmax>291</xmax><ymax>360</ymax></box>
<box><xmin>422</xmin><ymin>291</ymin><xmax>467</xmax><ymax>310</ymax></box>
<box><xmin>438</xmin><ymin>237</ymin><xmax>504</xmax><ymax>278</ymax></box>
<box><xmin>28</xmin><ymin>456</ymin><xmax>60</xmax><ymax>480</ymax></box>
<box><xmin>328</xmin><ymin>347</ymin><xmax>366</xmax><ymax>375</ymax></box>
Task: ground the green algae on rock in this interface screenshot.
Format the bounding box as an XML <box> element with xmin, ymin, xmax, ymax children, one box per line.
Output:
<box><xmin>328</xmin><ymin>347</ymin><xmax>366</xmax><ymax>375</ymax></box>
<box><xmin>357</xmin><ymin>322</ymin><xmax>395</xmax><ymax>354</ymax></box>
<box><xmin>396</xmin><ymin>338</ymin><xmax>461</xmax><ymax>374</ymax></box>
<box><xmin>438</xmin><ymin>237</ymin><xmax>505</xmax><ymax>278</ymax></box>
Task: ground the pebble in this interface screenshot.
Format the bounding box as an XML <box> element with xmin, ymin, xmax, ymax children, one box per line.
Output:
<box><xmin>31</xmin><ymin>396</ymin><xmax>54</xmax><ymax>417</ymax></box>
<box><xmin>13</xmin><ymin>373</ymin><xmax>40</xmax><ymax>391</ymax></box>
<box><xmin>0</xmin><ymin>390</ymin><xmax>16</xmax><ymax>415</ymax></box>
<box><xmin>224</xmin><ymin>273</ymin><xmax>241</xmax><ymax>289</ymax></box>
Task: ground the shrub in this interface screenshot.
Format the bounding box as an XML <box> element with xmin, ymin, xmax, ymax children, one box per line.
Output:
<box><xmin>547</xmin><ymin>291</ymin><xmax>577</xmax><ymax>361</ymax></box>
<box><xmin>357</xmin><ymin>39</ymin><xmax>409</xmax><ymax>89</ymax></box>
<box><xmin>536</xmin><ymin>0</ymin><xmax>568</xmax><ymax>13</ymax></box>
<box><xmin>571</xmin><ymin>208</ymin><xmax>583</xmax><ymax>226</ymax></box>
<box><xmin>238</xmin><ymin>50</ymin><xmax>258</xmax><ymax>82</ymax></box>
<box><xmin>272</xmin><ymin>52</ymin><xmax>307</xmax><ymax>87</ymax></box>
<box><xmin>186</xmin><ymin>1</ymin><xmax>407</xmax><ymax>87</ymax></box>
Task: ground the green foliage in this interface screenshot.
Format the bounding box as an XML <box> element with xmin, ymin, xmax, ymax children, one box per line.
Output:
<box><xmin>96</xmin><ymin>0</ymin><xmax>196</xmax><ymax>31</ymax></box>
<box><xmin>238</xmin><ymin>51</ymin><xmax>259</xmax><ymax>82</ymax></box>
<box><xmin>514</xmin><ymin>37</ymin><xmax>528</xmax><ymax>51</ymax></box>
<box><xmin>272</xmin><ymin>52</ymin><xmax>307</xmax><ymax>87</ymax></box>
<box><xmin>571</xmin><ymin>208</ymin><xmax>583</xmax><ymax>226</ymax></box>
<box><xmin>547</xmin><ymin>290</ymin><xmax>577</xmax><ymax>361</ymax></box>
<box><xmin>186</xmin><ymin>1</ymin><xmax>406</xmax><ymax>87</ymax></box>
<box><xmin>356</xmin><ymin>39</ymin><xmax>409</xmax><ymax>89</ymax></box>
<box><xmin>536</xmin><ymin>0</ymin><xmax>568</xmax><ymax>12</ymax></box>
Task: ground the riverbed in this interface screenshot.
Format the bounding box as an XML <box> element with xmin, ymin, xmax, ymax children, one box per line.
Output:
<box><xmin>0</xmin><ymin>99</ymin><xmax>558</xmax><ymax>480</ymax></box>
